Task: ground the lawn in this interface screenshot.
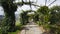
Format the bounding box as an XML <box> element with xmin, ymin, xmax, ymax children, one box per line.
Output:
<box><xmin>8</xmin><ymin>30</ymin><xmax>20</xmax><ymax>34</ymax></box>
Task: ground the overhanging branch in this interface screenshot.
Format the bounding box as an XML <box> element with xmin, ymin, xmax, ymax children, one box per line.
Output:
<box><xmin>14</xmin><ymin>2</ymin><xmax>40</xmax><ymax>7</ymax></box>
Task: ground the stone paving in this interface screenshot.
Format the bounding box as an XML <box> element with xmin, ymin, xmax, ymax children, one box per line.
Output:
<box><xmin>20</xmin><ymin>22</ymin><xmax>45</xmax><ymax>34</ymax></box>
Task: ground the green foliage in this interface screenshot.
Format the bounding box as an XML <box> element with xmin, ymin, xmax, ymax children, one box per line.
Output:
<box><xmin>45</xmin><ymin>6</ymin><xmax>60</xmax><ymax>34</ymax></box>
<box><xmin>33</xmin><ymin>13</ymin><xmax>39</xmax><ymax>22</ymax></box>
<box><xmin>20</xmin><ymin>10</ymin><xmax>29</xmax><ymax>25</ymax></box>
<box><xmin>49</xmin><ymin>6</ymin><xmax>60</xmax><ymax>24</ymax></box>
<box><xmin>0</xmin><ymin>0</ymin><xmax>60</xmax><ymax>34</ymax></box>
<box><xmin>8</xmin><ymin>21</ymin><xmax>23</xmax><ymax>34</ymax></box>
<box><xmin>1</xmin><ymin>0</ymin><xmax>17</xmax><ymax>32</ymax></box>
<box><xmin>8</xmin><ymin>30</ymin><xmax>20</xmax><ymax>34</ymax></box>
<box><xmin>37</xmin><ymin>6</ymin><xmax>50</xmax><ymax>24</ymax></box>
<box><xmin>36</xmin><ymin>6</ymin><xmax>60</xmax><ymax>34</ymax></box>
<box><xmin>50</xmin><ymin>6</ymin><xmax>60</xmax><ymax>11</ymax></box>
<box><xmin>37</xmin><ymin>6</ymin><xmax>49</xmax><ymax>15</ymax></box>
<box><xmin>0</xmin><ymin>18</ymin><xmax>11</xmax><ymax>34</ymax></box>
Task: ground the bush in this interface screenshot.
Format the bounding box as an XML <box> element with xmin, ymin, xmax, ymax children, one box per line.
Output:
<box><xmin>0</xmin><ymin>18</ymin><xmax>11</xmax><ymax>34</ymax></box>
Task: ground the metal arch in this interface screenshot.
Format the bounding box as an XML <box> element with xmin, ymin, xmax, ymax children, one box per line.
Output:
<box><xmin>45</xmin><ymin>0</ymin><xmax>47</xmax><ymax>6</ymax></box>
<box><xmin>34</xmin><ymin>0</ymin><xmax>38</xmax><ymax>9</ymax></box>
<box><xmin>29</xmin><ymin>0</ymin><xmax>32</xmax><ymax>10</ymax></box>
<box><xmin>48</xmin><ymin>0</ymin><xmax>57</xmax><ymax>6</ymax></box>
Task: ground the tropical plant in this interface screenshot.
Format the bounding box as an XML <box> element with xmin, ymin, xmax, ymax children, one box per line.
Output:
<box><xmin>37</xmin><ymin>6</ymin><xmax>50</xmax><ymax>25</ymax></box>
<box><xmin>0</xmin><ymin>0</ymin><xmax>38</xmax><ymax>33</ymax></box>
<box><xmin>20</xmin><ymin>10</ymin><xmax>29</xmax><ymax>25</ymax></box>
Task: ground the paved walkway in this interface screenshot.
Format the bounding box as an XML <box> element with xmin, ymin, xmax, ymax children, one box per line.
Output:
<box><xmin>20</xmin><ymin>22</ymin><xmax>45</xmax><ymax>34</ymax></box>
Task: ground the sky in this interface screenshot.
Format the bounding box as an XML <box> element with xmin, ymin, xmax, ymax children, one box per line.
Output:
<box><xmin>0</xmin><ymin>0</ymin><xmax>60</xmax><ymax>15</ymax></box>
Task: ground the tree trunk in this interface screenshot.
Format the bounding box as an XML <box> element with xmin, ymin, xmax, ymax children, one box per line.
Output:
<box><xmin>1</xmin><ymin>0</ymin><xmax>17</xmax><ymax>32</ymax></box>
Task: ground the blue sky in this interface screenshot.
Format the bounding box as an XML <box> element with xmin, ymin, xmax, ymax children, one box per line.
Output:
<box><xmin>0</xmin><ymin>0</ymin><xmax>60</xmax><ymax>15</ymax></box>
